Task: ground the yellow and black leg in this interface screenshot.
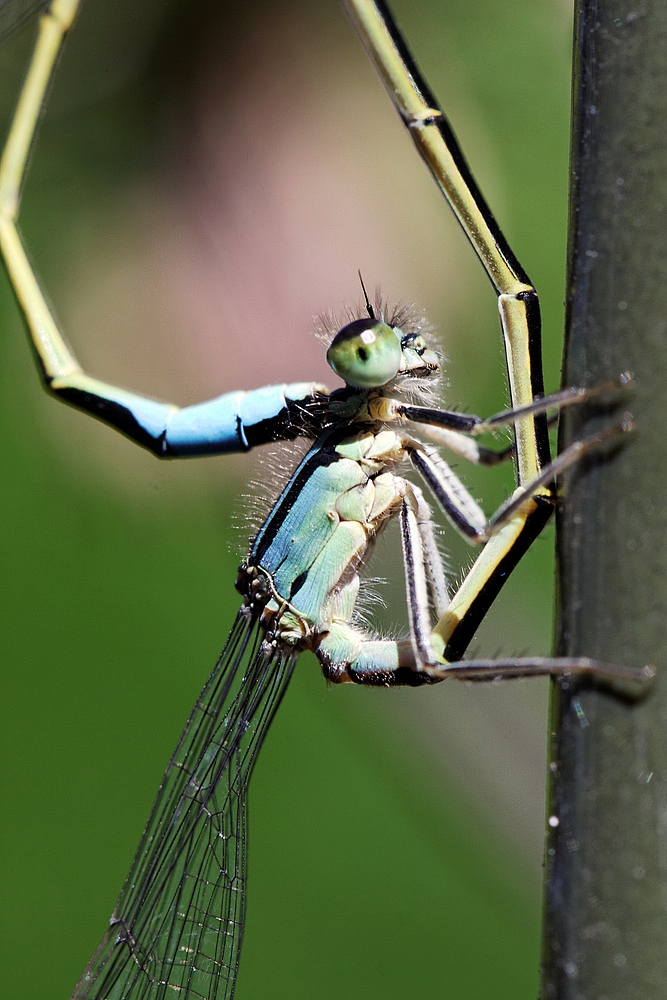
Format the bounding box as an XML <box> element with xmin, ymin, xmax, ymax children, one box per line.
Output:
<box><xmin>342</xmin><ymin>0</ymin><xmax>651</xmax><ymax>694</ymax></box>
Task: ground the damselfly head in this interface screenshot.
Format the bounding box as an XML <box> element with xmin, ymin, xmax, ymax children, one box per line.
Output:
<box><xmin>326</xmin><ymin>318</ymin><xmax>402</xmax><ymax>387</ymax></box>
<box><xmin>326</xmin><ymin>317</ymin><xmax>439</xmax><ymax>388</ymax></box>
<box><xmin>396</xmin><ymin>330</ymin><xmax>439</xmax><ymax>379</ymax></box>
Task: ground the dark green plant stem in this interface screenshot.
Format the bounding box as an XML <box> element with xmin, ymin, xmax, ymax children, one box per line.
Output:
<box><xmin>541</xmin><ymin>1</ymin><xmax>667</xmax><ymax>996</ymax></box>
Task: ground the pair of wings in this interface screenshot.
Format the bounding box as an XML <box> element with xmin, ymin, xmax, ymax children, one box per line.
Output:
<box><xmin>71</xmin><ymin>612</ymin><xmax>296</xmax><ymax>1000</ymax></box>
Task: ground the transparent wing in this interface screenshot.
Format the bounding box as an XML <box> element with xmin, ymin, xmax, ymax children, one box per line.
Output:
<box><xmin>71</xmin><ymin>611</ymin><xmax>296</xmax><ymax>1000</ymax></box>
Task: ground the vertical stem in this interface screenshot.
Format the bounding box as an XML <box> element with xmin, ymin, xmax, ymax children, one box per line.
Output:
<box><xmin>542</xmin><ymin>0</ymin><xmax>667</xmax><ymax>996</ymax></box>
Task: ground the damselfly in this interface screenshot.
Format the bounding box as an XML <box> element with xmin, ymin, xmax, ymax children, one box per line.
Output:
<box><xmin>0</xmin><ymin>1</ymin><xmax>653</xmax><ymax>999</ymax></box>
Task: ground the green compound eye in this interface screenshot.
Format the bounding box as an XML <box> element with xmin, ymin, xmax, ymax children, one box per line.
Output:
<box><xmin>326</xmin><ymin>319</ymin><xmax>402</xmax><ymax>388</ymax></box>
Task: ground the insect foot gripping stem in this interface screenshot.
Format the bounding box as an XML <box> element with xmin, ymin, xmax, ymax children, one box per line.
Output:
<box><xmin>419</xmin><ymin>657</ymin><xmax>656</xmax><ymax>701</ymax></box>
<box><xmin>557</xmin><ymin>661</ymin><xmax>657</xmax><ymax>702</ymax></box>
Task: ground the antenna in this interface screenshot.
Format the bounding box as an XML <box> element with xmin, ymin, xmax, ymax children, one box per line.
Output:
<box><xmin>358</xmin><ymin>270</ymin><xmax>375</xmax><ymax>320</ymax></box>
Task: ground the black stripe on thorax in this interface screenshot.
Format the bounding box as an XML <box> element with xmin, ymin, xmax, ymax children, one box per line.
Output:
<box><xmin>250</xmin><ymin>422</ymin><xmax>365</xmax><ymax>564</ymax></box>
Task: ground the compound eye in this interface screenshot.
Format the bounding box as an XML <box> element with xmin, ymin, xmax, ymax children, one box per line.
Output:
<box><xmin>326</xmin><ymin>319</ymin><xmax>402</xmax><ymax>388</ymax></box>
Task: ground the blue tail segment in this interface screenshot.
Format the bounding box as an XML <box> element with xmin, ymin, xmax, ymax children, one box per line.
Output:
<box><xmin>55</xmin><ymin>378</ymin><xmax>328</xmax><ymax>456</ymax></box>
<box><xmin>167</xmin><ymin>382</ymin><xmax>325</xmax><ymax>455</ymax></box>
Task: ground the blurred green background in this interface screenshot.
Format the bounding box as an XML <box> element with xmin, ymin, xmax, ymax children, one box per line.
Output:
<box><xmin>0</xmin><ymin>0</ymin><xmax>574</xmax><ymax>997</ymax></box>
